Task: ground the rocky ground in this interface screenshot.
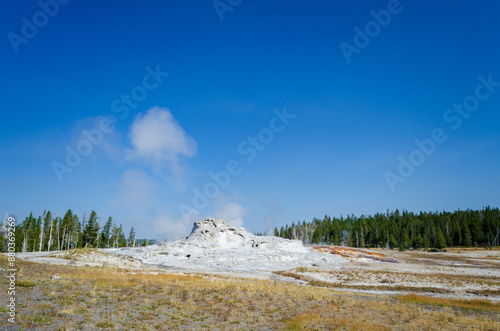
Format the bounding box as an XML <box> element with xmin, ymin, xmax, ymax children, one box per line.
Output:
<box><xmin>1</xmin><ymin>255</ymin><xmax>499</xmax><ymax>330</ymax></box>
<box><xmin>276</xmin><ymin>248</ymin><xmax>500</xmax><ymax>301</ymax></box>
<box><xmin>3</xmin><ymin>218</ymin><xmax>500</xmax><ymax>329</ymax></box>
<box><xmin>12</xmin><ymin>218</ymin><xmax>500</xmax><ymax>302</ymax></box>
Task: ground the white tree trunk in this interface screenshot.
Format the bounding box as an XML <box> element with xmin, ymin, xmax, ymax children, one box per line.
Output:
<box><xmin>22</xmin><ymin>232</ymin><xmax>27</xmax><ymax>253</ymax></box>
<box><xmin>39</xmin><ymin>229</ymin><xmax>43</xmax><ymax>252</ymax></box>
<box><xmin>48</xmin><ymin>221</ymin><xmax>53</xmax><ymax>251</ymax></box>
<box><xmin>61</xmin><ymin>226</ymin><xmax>66</xmax><ymax>251</ymax></box>
<box><xmin>56</xmin><ymin>223</ymin><xmax>60</xmax><ymax>251</ymax></box>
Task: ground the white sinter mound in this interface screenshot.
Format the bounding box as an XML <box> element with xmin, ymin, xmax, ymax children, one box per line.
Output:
<box><xmin>107</xmin><ymin>217</ymin><xmax>346</xmax><ymax>273</ymax></box>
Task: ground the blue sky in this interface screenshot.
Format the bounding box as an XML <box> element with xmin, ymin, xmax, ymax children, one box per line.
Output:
<box><xmin>1</xmin><ymin>0</ymin><xmax>499</xmax><ymax>239</ymax></box>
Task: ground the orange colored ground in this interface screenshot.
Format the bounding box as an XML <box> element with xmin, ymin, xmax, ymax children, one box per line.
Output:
<box><xmin>312</xmin><ymin>246</ymin><xmax>397</xmax><ymax>263</ymax></box>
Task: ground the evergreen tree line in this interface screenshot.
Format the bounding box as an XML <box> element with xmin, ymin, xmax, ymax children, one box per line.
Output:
<box><xmin>274</xmin><ymin>207</ymin><xmax>500</xmax><ymax>250</ymax></box>
<box><xmin>0</xmin><ymin>210</ymin><xmax>149</xmax><ymax>252</ymax></box>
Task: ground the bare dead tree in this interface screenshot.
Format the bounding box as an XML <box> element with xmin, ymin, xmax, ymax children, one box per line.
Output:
<box><xmin>47</xmin><ymin>220</ymin><xmax>53</xmax><ymax>251</ymax></box>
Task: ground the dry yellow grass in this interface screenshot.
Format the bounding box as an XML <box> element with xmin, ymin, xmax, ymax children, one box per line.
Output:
<box><xmin>396</xmin><ymin>294</ymin><xmax>500</xmax><ymax>312</ymax></box>
<box><xmin>1</xmin><ymin>254</ymin><xmax>499</xmax><ymax>330</ymax></box>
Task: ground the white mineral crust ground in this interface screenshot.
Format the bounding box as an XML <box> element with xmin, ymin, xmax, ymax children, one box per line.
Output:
<box><xmin>107</xmin><ymin>217</ymin><xmax>346</xmax><ymax>273</ymax></box>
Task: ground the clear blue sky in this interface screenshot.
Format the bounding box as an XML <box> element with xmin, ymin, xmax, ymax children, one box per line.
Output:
<box><xmin>1</xmin><ymin>0</ymin><xmax>499</xmax><ymax>239</ymax></box>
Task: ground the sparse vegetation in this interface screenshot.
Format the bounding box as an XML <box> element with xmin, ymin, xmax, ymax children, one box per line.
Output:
<box><xmin>273</xmin><ymin>249</ymin><xmax>500</xmax><ymax>299</ymax></box>
<box><xmin>396</xmin><ymin>294</ymin><xmax>500</xmax><ymax>312</ymax></box>
<box><xmin>1</xmin><ymin>255</ymin><xmax>499</xmax><ymax>330</ymax></box>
